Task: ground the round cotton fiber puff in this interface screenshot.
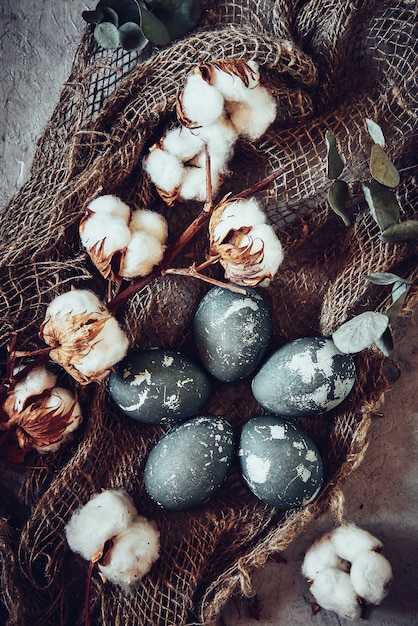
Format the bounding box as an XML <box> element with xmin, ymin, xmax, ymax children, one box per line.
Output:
<box><xmin>330</xmin><ymin>523</ymin><xmax>382</xmax><ymax>562</ymax></box>
<box><xmin>45</xmin><ymin>289</ymin><xmax>107</xmax><ymax>319</ymax></box>
<box><xmin>302</xmin><ymin>533</ymin><xmax>342</xmax><ymax>580</ymax></box>
<box><xmin>228</xmin><ymin>86</ymin><xmax>277</xmax><ymax>140</ymax></box>
<box><xmin>34</xmin><ymin>387</ymin><xmax>82</xmax><ymax>453</ymax></box>
<box><xmin>80</xmin><ymin>213</ymin><xmax>131</xmax><ymax>257</ymax></box>
<box><xmin>181</xmin><ymin>73</ymin><xmax>225</xmax><ymax>127</ymax></box>
<box><xmin>10</xmin><ymin>366</ymin><xmax>57</xmax><ymax>412</ymax></box>
<box><xmin>87</xmin><ymin>194</ymin><xmax>131</xmax><ymax>222</ymax></box>
<box><xmin>162</xmin><ymin>126</ymin><xmax>204</xmax><ymax>162</ymax></box>
<box><xmin>65</xmin><ymin>490</ymin><xmax>138</xmax><ymax>561</ymax></box>
<box><xmin>119</xmin><ymin>231</ymin><xmax>165</xmax><ymax>279</ymax></box>
<box><xmin>210</xmin><ymin>60</ymin><xmax>260</xmax><ymax>102</ymax></box>
<box><xmin>76</xmin><ymin>316</ymin><xmax>130</xmax><ymax>379</ymax></box>
<box><xmin>99</xmin><ymin>515</ymin><xmax>160</xmax><ymax>587</ymax></box>
<box><xmin>350</xmin><ymin>550</ymin><xmax>393</xmax><ymax>605</ymax></box>
<box><xmin>129</xmin><ymin>209</ymin><xmax>168</xmax><ymax>243</ymax></box>
<box><xmin>144</xmin><ymin>149</ymin><xmax>184</xmax><ymax>193</ymax></box>
<box><xmin>310</xmin><ymin>568</ymin><xmax>362</xmax><ymax>620</ymax></box>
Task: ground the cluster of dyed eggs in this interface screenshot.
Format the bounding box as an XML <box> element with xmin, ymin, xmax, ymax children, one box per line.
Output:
<box><xmin>109</xmin><ymin>286</ymin><xmax>357</xmax><ymax>512</ymax></box>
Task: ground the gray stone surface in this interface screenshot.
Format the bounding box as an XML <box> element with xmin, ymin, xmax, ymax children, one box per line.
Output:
<box><xmin>1</xmin><ymin>2</ymin><xmax>417</xmax><ymax>625</ymax></box>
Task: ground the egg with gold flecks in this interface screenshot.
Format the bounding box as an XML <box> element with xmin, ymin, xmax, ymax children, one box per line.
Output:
<box><xmin>108</xmin><ymin>349</ymin><xmax>211</xmax><ymax>424</ymax></box>
<box><xmin>144</xmin><ymin>415</ymin><xmax>236</xmax><ymax>511</ymax></box>
<box><xmin>252</xmin><ymin>336</ymin><xmax>356</xmax><ymax>417</ymax></box>
<box><xmin>239</xmin><ymin>415</ymin><xmax>324</xmax><ymax>508</ymax></box>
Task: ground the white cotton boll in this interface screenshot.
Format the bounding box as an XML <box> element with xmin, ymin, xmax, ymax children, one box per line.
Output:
<box><xmin>129</xmin><ymin>209</ymin><xmax>168</xmax><ymax>244</ymax></box>
<box><xmin>11</xmin><ymin>366</ymin><xmax>57</xmax><ymax>412</ymax></box>
<box><xmin>228</xmin><ymin>86</ymin><xmax>277</xmax><ymax>140</ymax></box>
<box><xmin>65</xmin><ymin>490</ymin><xmax>138</xmax><ymax>562</ymax></box>
<box><xmin>210</xmin><ymin>62</ymin><xmax>260</xmax><ymax>103</ymax></box>
<box><xmin>213</xmin><ymin>197</ymin><xmax>267</xmax><ymax>242</ymax></box>
<box><xmin>302</xmin><ymin>533</ymin><xmax>342</xmax><ymax>580</ymax></box>
<box><xmin>330</xmin><ymin>523</ymin><xmax>383</xmax><ymax>562</ymax></box>
<box><xmin>144</xmin><ymin>149</ymin><xmax>184</xmax><ymax>193</ymax></box>
<box><xmin>119</xmin><ymin>231</ymin><xmax>165</xmax><ymax>279</ymax></box>
<box><xmin>34</xmin><ymin>387</ymin><xmax>82</xmax><ymax>453</ymax></box>
<box><xmin>310</xmin><ymin>568</ymin><xmax>362</xmax><ymax>620</ymax></box>
<box><xmin>196</xmin><ymin>118</ymin><xmax>238</xmax><ymax>174</ymax></box>
<box><xmin>80</xmin><ymin>213</ymin><xmax>132</xmax><ymax>257</ymax></box>
<box><xmin>76</xmin><ymin>316</ymin><xmax>130</xmax><ymax>379</ymax></box>
<box><xmin>181</xmin><ymin>73</ymin><xmax>225</xmax><ymax>127</ymax></box>
<box><xmin>240</xmin><ymin>223</ymin><xmax>284</xmax><ymax>278</ymax></box>
<box><xmin>45</xmin><ymin>289</ymin><xmax>107</xmax><ymax>319</ymax></box>
<box><xmin>162</xmin><ymin>126</ymin><xmax>204</xmax><ymax>162</ymax></box>
<box><xmin>179</xmin><ymin>166</ymin><xmax>220</xmax><ymax>202</ymax></box>
<box><xmin>87</xmin><ymin>194</ymin><xmax>131</xmax><ymax>223</ymax></box>
<box><xmin>350</xmin><ymin>550</ymin><xmax>393</xmax><ymax>605</ymax></box>
<box><xmin>98</xmin><ymin>515</ymin><xmax>160</xmax><ymax>587</ymax></box>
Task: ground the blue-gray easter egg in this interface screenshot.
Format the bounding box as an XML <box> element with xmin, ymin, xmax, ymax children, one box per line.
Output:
<box><xmin>252</xmin><ymin>336</ymin><xmax>356</xmax><ymax>416</ymax></box>
<box><xmin>239</xmin><ymin>415</ymin><xmax>324</xmax><ymax>508</ymax></box>
<box><xmin>108</xmin><ymin>349</ymin><xmax>211</xmax><ymax>424</ymax></box>
<box><xmin>144</xmin><ymin>415</ymin><xmax>235</xmax><ymax>511</ymax></box>
<box><xmin>193</xmin><ymin>286</ymin><xmax>272</xmax><ymax>382</ymax></box>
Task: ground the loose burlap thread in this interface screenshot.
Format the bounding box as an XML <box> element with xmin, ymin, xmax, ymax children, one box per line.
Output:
<box><xmin>0</xmin><ymin>1</ymin><xmax>417</xmax><ymax>624</ymax></box>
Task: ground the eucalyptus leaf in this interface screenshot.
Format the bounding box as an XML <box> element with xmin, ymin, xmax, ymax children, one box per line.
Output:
<box><xmin>154</xmin><ymin>0</ymin><xmax>202</xmax><ymax>38</ymax></box>
<box><xmin>392</xmin><ymin>279</ymin><xmax>411</xmax><ymax>303</ymax></box>
<box><xmin>366</xmin><ymin>118</ymin><xmax>385</xmax><ymax>148</ymax></box>
<box><xmin>361</xmin><ymin>181</ymin><xmax>400</xmax><ymax>231</ymax></box>
<box><xmin>140</xmin><ymin>5</ymin><xmax>171</xmax><ymax>44</ymax></box>
<box><xmin>118</xmin><ymin>21</ymin><xmax>149</xmax><ymax>50</ymax></box>
<box><xmin>327</xmin><ymin>179</ymin><xmax>350</xmax><ymax>226</ymax></box>
<box><xmin>325</xmin><ymin>130</ymin><xmax>344</xmax><ymax>179</ymax></box>
<box><xmin>380</xmin><ymin>220</ymin><xmax>418</xmax><ymax>243</ymax></box>
<box><xmin>94</xmin><ymin>21</ymin><xmax>120</xmax><ymax>48</ymax></box>
<box><xmin>363</xmin><ymin>272</ymin><xmax>409</xmax><ymax>286</ymax></box>
<box><xmin>370</xmin><ymin>144</ymin><xmax>400</xmax><ymax>188</ymax></box>
<box><xmin>101</xmin><ymin>6</ymin><xmax>119</xmax><ymax>25</ymax></box>
<box><xmin>98</xmin><ymin>0</ymin><xmax>140</xmax><ymax>25</ymax></box>
<box><xmin>82</xmin><ymin>9</ymin><xmax>105</xmax><ymax>24</ymax></box>
<box><xmin>374</xmin><ymin>327</ymin><xmax>393</xmax><ymax>356</ymax></box>
<box><xmin>385</xmin><ymin>287</ymin><xmax>409</xmax><ymax>324</ymax></box>
<box><xmin>332</xmin><ymin>311</ymin><xmax>390</xmax><ymax>354</ymax></box>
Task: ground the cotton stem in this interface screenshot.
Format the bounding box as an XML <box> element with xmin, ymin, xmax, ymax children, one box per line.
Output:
<box><xmin>163</xmin><ymin>265</ymin><xmax>247</xmax><ymax>294</ymax></box>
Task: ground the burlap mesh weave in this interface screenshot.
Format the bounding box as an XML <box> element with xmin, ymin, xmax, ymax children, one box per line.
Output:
<box><xmin>0</xmin><ymin>0</ymin><xmax>417</xmax><ymax>624</ymax></box>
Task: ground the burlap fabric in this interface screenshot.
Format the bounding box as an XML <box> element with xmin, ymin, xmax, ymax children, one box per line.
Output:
<box><xmin>0</xmin><ymin>1</ymin><xmax>417</xmax><ymax>624</ymax></box>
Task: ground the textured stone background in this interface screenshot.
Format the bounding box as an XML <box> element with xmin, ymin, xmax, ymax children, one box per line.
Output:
<box><xmin>0</xmin><ymin>2</ymin><xmax>417</xmax><ymax>625</ymax></box>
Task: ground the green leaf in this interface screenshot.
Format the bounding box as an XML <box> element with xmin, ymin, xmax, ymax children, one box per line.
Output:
<box><xmin>380</xmin><ymin>220</ymin><xmax>418</xmax><ymax>243</ymax></box>
<box><xmin>361</xmin><ymin>181</ymin><xmax>400</xmax><ymax>231</ymax></box>
<box><xmin>98</xmin><ymin>0</ymin><xmax>140</xmax><ymax>25</ymax></box>
<box><xmin>82</xmin><ymin>9</ymin><xmax>105</xmax><ymax>24</ymax></box>
<box><xmin>154</xmin><ymin>0</ymin><xmax>202</xmax><ymax>39</ymax></box>
<box><xmin>392</xmin><ymin>279</ymin><xmax>411</xmax><ymax>303</ymax></box>
<box><xmin>332</xmin><ymin>311</ymin><xmax>390</xmax><ymax>354</ymax></box>
<box><xmin>118</xmin><ymin>21</ymin><xmax>149</xmax><ymax>50</ymax></box>
<box><xmin>374</xmin><ymin>327</ymin><xmax>393</xmax><ymax>356</ymax></box>
<box><xmin>94</xmin><ymin>21</ymin><xmax>120</xmax><ymax>48</ymax></box>
<box><xmin>327</xmin><ymin>179</ymin><xmax>350</xmax><ymax>226</ymax></box>
<box><xmin>366</xmin><ymin>118</ymin><xmax>385</xmax><ymax>148</ymax></box>
<box><xmin>385</xmin><ymin>281</ymin><xmax>411</xmax><ymax>323</ymax></box>
<box><xmin>363</xmin><ymin>272</ymin><xmax>410</xmax><ymax>286</ymax></box>
<box><xmin>369</xmin><ymin>144</ymin><xmax>400</xmax><ymax>188</ymax></box>
<box><xmin>140</xmin><ymin>4</ymin><xmax>171</xmax><ymax>44</ymax></box>
<box><xmin>101</xmin><ymin>6</ymin><xmax>120</xmax><ymax>25</ymax></box>
<box><xmin>325</xmin><ymin>130</ymin><xmax>344</xmax><ymax>179</ymax></box>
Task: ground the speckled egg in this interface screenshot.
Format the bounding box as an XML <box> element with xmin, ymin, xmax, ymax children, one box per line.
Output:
<box><xmin>144</xmin><ymin>415</ymin><xmax>236</xmax><ymax>511</ymax></box>
<box><xmin>108</xmin><ymin>349</ymin><xmax>211</xmax><ymax>424</ymax></box>
<box><xmin>239</xmin><ymin>415</ymin><xmax>324</xmax><ymax>508</ymax></box>
<box><xmin>193</xmin><ymin>286</ymin><xmax>272</xmax><ymax>382</ymax></box>
<box><xmin>252</xmin><ymin>336</ymin><xmax>356</xmax><ymax>417</ymax></box>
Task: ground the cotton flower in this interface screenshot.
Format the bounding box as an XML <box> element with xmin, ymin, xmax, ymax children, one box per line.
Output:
<box><xmin>1</xmin><ymin>382</ymin><xmax>82</xmax><ymax>459</ymax></box>
<box><xmin>40</xmin><ymin>288</ymin><xmax>129</xmax><ymax>384</ymax></box>
<box><xmin>209</xmin><ymin>197</ymin><xmax>284</xmax><ymax>286</ymax></box>
<box><xmin>177</xmin><ymin>72</ymin><xmax>225</xmax><ymax>128</ymax></box>
<box><xmin>80</xmin><ymin>212</ymin><xmax>132</xmax><ymax>280</ymax></box>
<box><xmin>65</xmin><ymin>490</ymin><xmax>138</xmax><ymax>562</ymax></box>
<box><xmin>301</xmin><ymin>532</ymin><xmax>347</xmax><ymax>581</ymax></box>
<box><xmin>65</xmin><ymin>490</ymin><xmax>160</xmax><ymax>587</ymax></box>
<box><xmin>119</xmin><ymin>230</ymin><xmax>166</xmax><ymax>279</ymax></box>
<box><xmin>98</xmin><ymin>515</ymin><xmax>160</xmax><ymax>587</ymax></box>
<box><xmin>7</xmin><ymin>365</ymin><xmax>57</xmax><ymax>412</ymax></box>
<box><xmin>330</xmin><ymin>523</ymin><xmax>382</xmax><ymax>562</ymax></box>
<box><xmin>350</xmin><ymin>550</ymin><xmax>393</xmax><ymax>605</ymax></box>
<box><xmin>310</xmin><ymin>568</ymin><xmax>362</xmax><ymax>620</ymax></box>
<box><xmin>129</xmin><ymin>209</ymin><xmax>168</xmax><ymax>243</ymax></box>
<box><xmin>226</xmin><ymin>85</ymin><xmax>277</xmax><ymax>140</ymax></box>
